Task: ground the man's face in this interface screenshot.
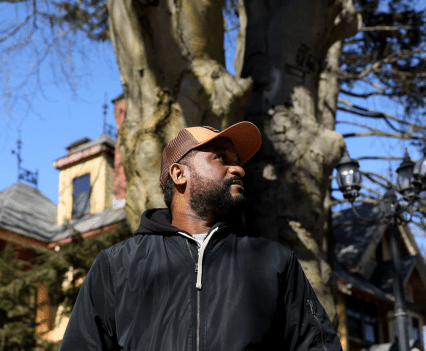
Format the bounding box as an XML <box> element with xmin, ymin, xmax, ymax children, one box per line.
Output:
<box><xmin>186</xmin><ymin>138</ymin><xmax>246</xmax><ymax>219</ymax></box>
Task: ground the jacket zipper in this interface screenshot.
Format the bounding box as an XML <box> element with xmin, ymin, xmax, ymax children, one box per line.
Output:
<box><xmin>185</xmin><ymin>239</ymin><xmax>201</xmax><ymax>351</ymax></box>
<box><xmin>181</xmin><ymin>228</ymin><xmax>219</xmax><ymax>351</ymax></box>
<box><xmin>307</xmin><ymin>299</ymin><xmax>329</xmax><ymax>351</ymax></box>
<box><xmin>196</xmin><ymin>288</ymin><xmax>201</xmax><ymax>351</ymax></box>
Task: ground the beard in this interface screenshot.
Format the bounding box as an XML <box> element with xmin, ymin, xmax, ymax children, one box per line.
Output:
<box><xmin>189</xmin><ymin>173</ymin><xmax>246</xmax><ymax>220</ymax></box>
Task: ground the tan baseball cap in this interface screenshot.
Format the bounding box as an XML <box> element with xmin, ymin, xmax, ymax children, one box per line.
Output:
<box><xmin>160</xmin><ymin>121</ymin><xmax>262</xmax><ymax>188</ymax></box>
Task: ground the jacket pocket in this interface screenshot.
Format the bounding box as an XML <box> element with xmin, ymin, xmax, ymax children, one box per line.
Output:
<box><xmin>306</xmin><ymin>298</ymin><xmax>329</xmax><ymax>351</ymax></box>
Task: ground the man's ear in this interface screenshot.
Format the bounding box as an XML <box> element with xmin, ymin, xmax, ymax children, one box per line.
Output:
<box><xmin>169</xmin><ymin>163</ymin><xmax>187</xmax><ymax>187</ymax></box>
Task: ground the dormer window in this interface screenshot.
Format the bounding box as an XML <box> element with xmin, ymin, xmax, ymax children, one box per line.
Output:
<box><xmin>54</xmin><ymin>135</ymin><xmax>115</xmax><ymax>225</ymax></box>
<box><xmin>72</xmin><ymin>174</ymin><xmax>91</xmax><ymax>218</ymax></box>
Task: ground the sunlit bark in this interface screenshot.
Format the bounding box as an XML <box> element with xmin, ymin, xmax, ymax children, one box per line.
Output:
<box><xmin>107</xmin><ymin>0</ymin><xmax>252</xmax><ymax>228</ymax></box>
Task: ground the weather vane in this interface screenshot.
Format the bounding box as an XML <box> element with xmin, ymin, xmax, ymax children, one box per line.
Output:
<box><xmin>102</xmin><ymin>93</ymin><xmax>116</xmax><ymax>138</ymax></box>
<box><xmin>11</xmin><ymin>131</ymin><xmax>38</xmax><ymax>187</ymax></box>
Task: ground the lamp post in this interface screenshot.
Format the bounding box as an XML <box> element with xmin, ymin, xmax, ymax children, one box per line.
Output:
<box><xmin>335</xmin><ymin>148</ymin><xmax>426</xmax><ymax>351</ymax></box>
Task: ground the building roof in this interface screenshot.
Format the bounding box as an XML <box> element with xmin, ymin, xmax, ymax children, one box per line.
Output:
<box><xmin>370</xmin><ymin>255</ymin><xmax>418</xmax><ymax>294</ymax></box>
<box><xmin>332</xmin><ymin>203</ymin><xmax>387</xmax><ymax>268</ymax></box>
<box><xmin>53</xmin><ymin>135</ymin><xmax>115</xmax><ymax>170</ymax></box>
<box><xmin>64</xmin><ymin>135</ymin><xmax>115</xmax><ymax>157</ymax></box>
<box><xmin>51</xmin><ymin>203</ymin><xmax>126</xmax><ymax>242</ymax></box>
<box><xmin>332</xmin><ymin>203</ymin><xmax>424</xmax><ymax>307</ymax></box>
<box><xmin>334</xmin><ymin>263</ymin><xmax>393</xmax><ymax>302</ymax></box>
<box><xmin>0</xmin><ymin>182</ymin><xmax>58</xmax><ymax>242</ymax></box>
<box><xmin>0</xmin><ymin>182</ymin><xmax>126</xmax><ymax>243</ymax></box>
<box><xmin>66</xmin><ymin>137</ymin><xmax>92</xmax><ymax>152</ymax></box>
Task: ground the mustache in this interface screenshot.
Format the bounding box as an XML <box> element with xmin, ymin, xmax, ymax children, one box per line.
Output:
<box><xmin>223</xmin><ymin>176</ymin><xmax>244</xmax><ymax>187</ymax></box>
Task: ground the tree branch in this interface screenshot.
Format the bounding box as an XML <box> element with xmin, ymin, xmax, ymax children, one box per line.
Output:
<box><xmin>361</xmin><ymin>186</ymin><xmax>386</xmax><ymax>198</ymax></box>
<box><xmin>361</xmin><ymin>171</ymin><xmax>390</xmax><ymax>188</ymax></box>
<box><xmin>342</xmin><ymin>130</ymin><xmax>422</xmax><ymax>139</ymax></box>
<box><xmin>337</xmin><ymin>98</ymin><xmax>414</xmax><ymax>127</ymax></box>
<box><xmin>338</xmin><ymin>120</ymin><xmax>383</xmax><ymax>132</ymax></box>
<box><xmin>357</xmin><ymin>156</ymin><xmax>403</xmax><ymax>161</ymax></box>
<box><xmin>225</xmin><ymin>24</ymin><xmax>239</xmax><ymax>32</ymax></box>
<box><xmin>360</xmin><ymin>25</ymin><xmax>417</xmax><ymax>32</ymax></box>
<box><xmin>340</xmin><ymin>88</ymin><xmax>384</xmax><ymax>98</ymax></box>
<box><xmin>340</xmin><ymin>44</ymin><xmax>426</xmax><ymax>82</ymax></box>
<box><xmin>0</xmin><ymin>13</ymin><xmax>35</xmax><ymax>43</ymax></box>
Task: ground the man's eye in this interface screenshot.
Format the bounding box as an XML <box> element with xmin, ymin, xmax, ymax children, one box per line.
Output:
<box><xmin>215</xmin><ymin>155</ymin><xmax>226</xmax><ymax>160</ymax></box>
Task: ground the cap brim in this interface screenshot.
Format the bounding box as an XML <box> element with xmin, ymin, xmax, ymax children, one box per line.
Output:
<box><xmin>196</xmin><ymin>121</ymin><xmax>262</xmax><ymax>165</ymax></box>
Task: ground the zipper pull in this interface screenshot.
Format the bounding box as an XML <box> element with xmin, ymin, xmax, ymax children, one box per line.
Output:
<box><xmin>308</xmin><ymin>299</ymin><xmax>315</xmax><ymax>315</ymax></box>
<box><xmin>195</xmin><ymin>264</ymin><xmax>198</xmax><ymax>273</ymax></box>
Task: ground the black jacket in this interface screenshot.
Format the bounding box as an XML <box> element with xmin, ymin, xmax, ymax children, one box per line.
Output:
<box><xmin>59</xmin><ymin>208</ymin><xmax>342</xmax><ymax>351</ymax></box>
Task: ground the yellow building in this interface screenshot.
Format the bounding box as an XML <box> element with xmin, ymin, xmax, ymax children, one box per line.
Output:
<box><xmin>0</xmin><ymin>134</ymin><xmax>127</xmax><ymax>344</ymax></box>
<box><xmin>0</xmin><ymin>100</ymin><xmax>129</xmax><ymax>346</ymax></box>
<box><xmin>53</xmin><ymin>136</ymin><xmax>115</xmax><ymax>225</ymax></box>
<box><xmin>43</xmin><ymin>135</ymin><xmax>125</xmax><ymax>342</ymax></box>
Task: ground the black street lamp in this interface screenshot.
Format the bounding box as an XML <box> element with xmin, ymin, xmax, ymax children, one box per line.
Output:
<box><xmin>335</xmin><ymin>148</ymin><xmax>426</xmax><ymax>351</ymax></box>
<box><xmin>335</xmin><ymin>148</ymin><xmax>362</xmax><ymax>202</ymax></box>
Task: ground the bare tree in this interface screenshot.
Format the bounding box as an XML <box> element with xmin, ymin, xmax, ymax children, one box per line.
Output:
<box><xmin>0</xmin><ymin>0</ymin><xmax>109</xmax><ymax>126</ymax></box>
<box><xmin>335</xmin><ymin>0</ymin><xmax>426</xmax><ymax>239</ymax></box>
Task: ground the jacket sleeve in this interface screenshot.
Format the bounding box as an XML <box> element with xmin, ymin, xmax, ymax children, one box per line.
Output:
<box><xmin>283</xmin><ymin>252</ymin><xmax>343</xmax><ymax>351</ymax></box>
<box><xmin>59</xmin><ymin>250</ymin><xmax>120</xmax><ymax>351</ymax></box>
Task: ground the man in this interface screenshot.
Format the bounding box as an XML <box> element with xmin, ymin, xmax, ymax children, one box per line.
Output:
<box><xmin>59</xmin><ymin>122</ymin><xmax>342</xmax><ymax>351</ymax></box>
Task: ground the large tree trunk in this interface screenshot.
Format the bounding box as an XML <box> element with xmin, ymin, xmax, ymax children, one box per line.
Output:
<box><xmin>107</xmin><ymin>0</ymin><xmax>252</xmax><ymax>228</ymax></box>
<box><xmin>107</xmin><ymin>0</ymin><xmax>360</xmax><ymax>323</ymax></box>
<box><xmin>237</xmin><ymin>0</ymin><xmax>360</xmax><ymax>322</ymax></box>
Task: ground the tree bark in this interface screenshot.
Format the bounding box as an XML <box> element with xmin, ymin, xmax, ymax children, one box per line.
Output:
<box><xmin>237</xmin><ymin>0</ymin><xmax>360</xmax><ymax>322</ymax></box>
<box><xmin>107</xmin><ymin>0</ymin><xmax>361</xmax><ymax>325</ymax></box>
<box><xmin>107</xmin><ymin>0</ymin><xmax>252</xmax><ymax>229</ymax></box>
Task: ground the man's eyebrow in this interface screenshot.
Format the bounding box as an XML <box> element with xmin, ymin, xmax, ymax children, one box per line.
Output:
<box><xmin>212</xmin><ymin>147</ymin><xmax>240</xmax><ymax>163</ymax></box>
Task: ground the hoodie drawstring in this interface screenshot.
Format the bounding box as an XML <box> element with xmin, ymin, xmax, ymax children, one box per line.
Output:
<box><xmin>179</xmin><ymin>227</ymin><xmax>219</xmax><ymax>290</ymax></box>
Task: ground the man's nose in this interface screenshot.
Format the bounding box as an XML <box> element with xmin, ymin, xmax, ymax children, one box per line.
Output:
<box><xmin>229</xmin><ymin>165</ymin><xmax>245</xmax><ymax>178</ymax></box>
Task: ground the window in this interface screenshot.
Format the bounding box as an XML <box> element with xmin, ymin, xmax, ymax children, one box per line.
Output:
<box><xmin>72</xmin><ymin>174</ymin><xmax>91</xmax><ymax>218</ymax></box>
<box><xmin>346</xmin><ymin>296</ymin><xmax>379</xmax><ymax>349</ymax></box>
<box><xmin>411</xmin><ymin>316</ymin><xmax>420</xmax><ymax>342</ymax></box>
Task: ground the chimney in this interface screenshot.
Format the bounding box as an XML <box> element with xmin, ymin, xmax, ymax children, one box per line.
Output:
<box><xmin>112</xmin><ymin>95</ymin><xmax>127</xmax><ymax>202</ymax></box>
<box><xmin>65</xmin><ymin>137</ymin><xmax>91</xmax><ymax>154</ymax></box>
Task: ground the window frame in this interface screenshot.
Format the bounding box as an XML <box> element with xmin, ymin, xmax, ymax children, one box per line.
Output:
<box><xmin>71</xmin><ymin>173</ymin><xmax>91</xmax><ymax>218</ymax></box>
<box><xmin>346</xmin><ymin>295</ymin><xmax>380</xmax><ymax>349</ymax></box>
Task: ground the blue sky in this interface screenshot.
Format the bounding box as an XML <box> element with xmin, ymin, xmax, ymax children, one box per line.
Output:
<box><xmin>0</xmin><ymin>48</ymin><xmax>122</xmax><ymax>204</ymax></box>
<box><xmin>0</xmin><ymin>0</ymin><xmax>123</xmax><ymax>204</ymax></box>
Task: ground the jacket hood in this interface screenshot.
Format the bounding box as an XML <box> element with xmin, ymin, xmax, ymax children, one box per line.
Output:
<box><xmin>134</xmin><ymin>208</ymin><xmax>248</xmax><ymax>236</ymax></box>
<box><xmin>134</xmin><ymin>208</ymin><xmax>180</xmax><ymax>236</ymax></box>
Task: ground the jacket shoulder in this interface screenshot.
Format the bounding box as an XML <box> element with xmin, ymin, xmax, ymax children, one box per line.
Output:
<box><xmin>243</xmin><ymin>235</ymin><xmax>295</xmax><ymax>255</ymax></box>
<box><xmin>235</xmin><ymin>235</ymin><xmax>297</xmax><ymax>267</ymax></box>
<box><xmin>104</xmin><ymin>234</ymin><xmax>149</xmax><ymax>257</ymax></box>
